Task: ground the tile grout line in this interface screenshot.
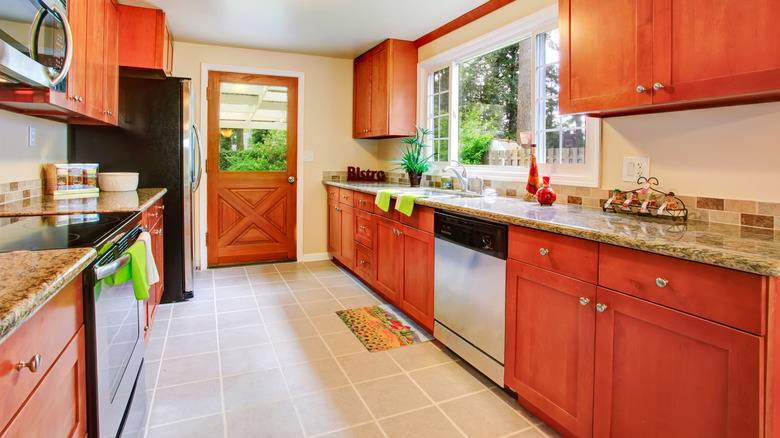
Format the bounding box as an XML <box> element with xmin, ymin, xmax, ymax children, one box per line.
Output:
<box><xmin>212</xmin><ymin>270</ymin><xmax>229</xmax><ymax>438</ymax></box>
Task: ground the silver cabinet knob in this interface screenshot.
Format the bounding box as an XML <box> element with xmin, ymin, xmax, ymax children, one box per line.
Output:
<box><xmin>539</xmin><ymin>248</ymin><xmax>549</xmax><ymax>256</ymax></box>
<box><xmin>656</xmin><ymin>277</ymin><xmax>669</xmax><ymax>288</ymax></box>
<box><xmin>359</xmin><ymin>260</ymin><xmax>366</xmax><ymax>265</ymax></box>
<box><xmin>359</xmin><ymin>200</ymin><xmax>364</xmax><ymax>204</ymax></box>
<box><xmin>17</xmin><ymin>354</ymin><xmax>41</xmax><ymax>373</ymax></box>
<box><xmin>78</xmin><ymin>96</ymin><xmax>83</xmax><ymax>102</ymax></box>
<box><xmin>329</xmin><ymin>191</ymin><xmax>334</xmax><ymax>195</ymax></box>
<box><xmin>359</xmin><ymin>226</ymin><xmax>366</xmax><ymax>231</ymax></box>
<box><xmin>653</xmin><ymin>82</ymin><xmax>665</xmax><ymax>91</ymax></box>
<box><xmin>579</xmin><ymin>297</ymin><xmax>590</xmax><ymax>306</ymax></box>
<box><xmin>334</xmin><ymin>206</ymin><xmax>340</xmax><ymax>211</ymax></box>
<box><xmin>636</xmin><ymin>85</ymin><xmax>647</xmax><ymax>93</ymax></box>
<box><xmin>596</xmin><ymin>303</ymin><xmax>608</xmax><ymax>313</ymax></box>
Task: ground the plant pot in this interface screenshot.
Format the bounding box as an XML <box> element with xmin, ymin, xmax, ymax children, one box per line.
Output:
<box><xmin>408</xmin><ymin>171</ymin><xmax>422</xmax><ymax>187</ymax></box>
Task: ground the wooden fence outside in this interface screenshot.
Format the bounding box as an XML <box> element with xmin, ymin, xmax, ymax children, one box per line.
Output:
<box><xmin>485</xmin><ymin>147</ymin><xmax>585</xmax><ymax>166</ymax></box>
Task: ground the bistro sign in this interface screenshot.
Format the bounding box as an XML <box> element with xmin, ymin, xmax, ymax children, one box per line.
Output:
<box><xmin>347</xmin><ymin>166</ymin><xmax>386</xmax><ymax>182</ymax></box>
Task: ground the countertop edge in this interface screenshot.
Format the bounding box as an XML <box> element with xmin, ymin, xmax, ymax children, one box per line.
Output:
<box><xmin>324</xmin><ymin>181</ymin><xmax>780</xmax><ymax>277</ymax></box>
<box><xmin>0</xmin><ymin>248</ymin><xmax>97</xmax><ymax>344</ymax></box>
<box><xmin>0</xmin><ymin>188</ymin><xmax>167</xmax><ymax>216</ymax></box>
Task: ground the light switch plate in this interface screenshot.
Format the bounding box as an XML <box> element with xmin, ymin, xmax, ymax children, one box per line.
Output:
<box><xmin>303</xmin><ymin>150</ymin><xmax>314</xmax><ymax>162</ymax></box>
<box><xmin>28</xmin><ymin>126</ymin><xmax>36</xmax><ymax>147</ymax></box>
<box><xmin>623</xmin><ymin>157</ymin><xmax>650</xmax><ymax>182</ymax></box>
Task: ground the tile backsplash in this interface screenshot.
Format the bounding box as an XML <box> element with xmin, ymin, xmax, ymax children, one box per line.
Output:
<box><xmin>323</xmin><ymin>170</ymin><xmax>780</xmax><ymax>230</ymax></box>
<box><xmin>0</xmin><ymin>179</ymin><xmax>43</xmax><ymax>205</ymax></box>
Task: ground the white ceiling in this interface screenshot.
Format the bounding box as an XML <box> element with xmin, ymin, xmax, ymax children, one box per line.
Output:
<box><xmin>119</xmin><ymin>0</ymin><xmax>489</xmax><ymax>59</ymax></box>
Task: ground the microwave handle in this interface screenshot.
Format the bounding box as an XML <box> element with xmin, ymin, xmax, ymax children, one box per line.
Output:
<box><xmin>94</xmin><ymin>254</ymin><xmax>130</xmax><ymax>281</ymax></box>
<box><xmin>28</xmin><ymin>2</ymin><xmax>73</xmax><ymax>86</ymax></box>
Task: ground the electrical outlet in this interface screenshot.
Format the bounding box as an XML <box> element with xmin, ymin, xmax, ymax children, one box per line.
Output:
<box><xmin>303</xmin><ymin>150</ymin><xmax>314</xmax><ymax>162</ymax></box>
<box><xmin>622</xmin><ymin>157</ymin><xmax>650</xmax><ymax>182</ymax></box>
<box><xmin>28</xmin><ymin>127</ymin><xmax>36</xmax><ymax>147</ymax></box>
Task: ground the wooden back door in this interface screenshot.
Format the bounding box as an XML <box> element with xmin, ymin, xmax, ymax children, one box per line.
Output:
<box><xmin>207</xmin><ymin>71</ymin><xmax>298</xmax><ymax>265</ymax></box>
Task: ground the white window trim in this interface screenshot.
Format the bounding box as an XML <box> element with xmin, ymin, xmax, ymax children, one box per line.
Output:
<box><xmin>417</xmin><ymin>5</ymin><xmax>601</xmax><ymax>188</ymax></box>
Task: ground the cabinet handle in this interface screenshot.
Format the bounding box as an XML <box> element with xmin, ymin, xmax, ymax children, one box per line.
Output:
<box><xmin>359</xmin><ymin>226</ymin><xmax>366</xmax><ymax>230</ymax></box>
<box><xmin>579</xmin><ymin>297</ymin><xmax>590</xmax><ymax>306</ymax></box>
<box><xmin>334</xmin><ymin>206</ymin><xmax>340</xmax><ymax>211</ymax></box>
<box><xmin>359</xmin><ymin>260</ymin><xmax>366</xmax><ymax>265</ymax></box>
<box><xmin>359</xmin><ymin>200</ymin><xmax>364</xmax><ymax>204</ymax></box>
<box><xmin>636</xmin><ymin>85</ymin><xmax>647</xmax><ymax>93</ymax></box>
<box><xmin>16</xmin><ymin>354</ymin><xmax>41</xmax><ymax>373</ymax></box>
<box><xmin>329</xmin><ymin>191</ymin><xmax>334</xmax><ymax>195</ymax></box>
<box><xmin>397</xmin><ymin>230</ymin><xmax>403</xmax><ymax>237</ymax></box>
<box><xmin>539</xmin><ymin>248</ymin><xmax>549</xmax><ymax>256</ymax></box>
<box><xmin>596</xmin><ymin>303</ymin><xmax>608</xmax><ymax>313</ymax></box>
<box><xmin>653</xmin><ymin>82</ymin><xmax>665</xmax><ymax>91</ymax></box>
<box><xmin>655</xmin><ymin>277</ymin><xmax>669</xmax><ymax>288</ymax></box>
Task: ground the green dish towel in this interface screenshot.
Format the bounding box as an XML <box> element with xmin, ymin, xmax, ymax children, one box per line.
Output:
<box><xmin>375</xmin><ymin>189</ymin><xmax>402</xmax><ymax>212</ymax></box>
<box><xmin>106</xmin><ymin>241</ymin><xmax>150</xmax><ymax>300</ymax></box>
<box><xmin>396</xmin><ymin>193</ymin><xmax>428</xmax><ymax>217</ymax></box>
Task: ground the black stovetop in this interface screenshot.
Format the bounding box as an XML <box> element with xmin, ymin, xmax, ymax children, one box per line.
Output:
<box><xmin>0</xmin><ymin>212</ymin><xmax>138</xmax><ymax>252</ymax></box>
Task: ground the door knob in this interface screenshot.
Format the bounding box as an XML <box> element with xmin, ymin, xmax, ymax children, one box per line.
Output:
<box><xmin>17</xmin><ymin>355</ymin><xmax>41</xmax><ymax>373</ymax></box>
<box><xmin>636</xmin><ymin>85</ymin><xmax>647</xmax><ymax>93</ymax></box>
<box><xmin>288</xmin><ymin>176</ymin><xmax>295</xmax><ymax>183</ymax></box>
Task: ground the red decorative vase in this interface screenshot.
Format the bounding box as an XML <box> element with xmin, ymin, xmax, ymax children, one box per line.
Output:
<box><xmin>536</xmin><ymin>176</ymin><xmax>557</xmax><ymax>206</ymax></box>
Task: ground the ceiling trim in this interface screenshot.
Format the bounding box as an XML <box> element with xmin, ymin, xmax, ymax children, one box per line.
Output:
<box><xmin>414</xmin><ymin>0</ymin><xmax>517</xmax><ymax>48</ymax></box>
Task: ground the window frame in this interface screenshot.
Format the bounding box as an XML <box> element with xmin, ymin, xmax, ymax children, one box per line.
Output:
<box><xmin>417</xmin><ymin>5</ymin><xmax>600</xmax><ymax>187</ymax></box>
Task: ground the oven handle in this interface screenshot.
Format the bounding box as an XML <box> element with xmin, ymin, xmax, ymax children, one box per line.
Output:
<box><xmin>94</xmin><ymin>254</ymin><xmax>131</xmax><ymax>281</ymax></box>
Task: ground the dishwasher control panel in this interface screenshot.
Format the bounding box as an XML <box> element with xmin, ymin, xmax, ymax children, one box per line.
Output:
<box><xmin>433</xmin><ymin>211</ymin><xmax>507</xmax><ymax>259</ymax></box>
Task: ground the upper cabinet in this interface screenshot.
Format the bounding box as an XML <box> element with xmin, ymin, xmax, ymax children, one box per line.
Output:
<box><xmin>559</xmin><ymin>0</ymin><xmax>780</xmax><ymax>115</ymax></box>
<box><xmin>353</xmin><ymin>39</ymin><xmax>417</xmax><ymax>139</ymax></box>
<box><xmin>118</xmin><ymin>5</ymin><xmax>174</xmax><ymax>77</ymax></box>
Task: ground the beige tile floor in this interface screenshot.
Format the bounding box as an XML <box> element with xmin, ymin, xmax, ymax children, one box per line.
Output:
<box><xmin>142</xmin><ymin>260</ymin><xmax>563</xmax><ymax>438</ymax></box>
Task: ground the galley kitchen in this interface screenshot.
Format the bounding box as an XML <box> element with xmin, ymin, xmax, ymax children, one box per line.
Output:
<box><xmin>0</xmin><ymin>0</ymin><xmax>778</xmax><ymax>437</ymax></box>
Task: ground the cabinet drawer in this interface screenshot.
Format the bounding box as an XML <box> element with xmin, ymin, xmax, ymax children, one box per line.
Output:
<box><xmin>354</xmin><ymin>243</ymin><xmax>375</xmax><ymax>281</ymax></box>
<box><xmin>326</xmin><ymin>187</ymin><xmax>339</xmax><ymax>201</ymax></box>
<box><xmin>339</xmin><ymin>189</ymin><xmax>353</xmax><ymax>205</ymax></box>
<box><xmin>599</xmin><ymin>245</ymin><xmax>766</xmax><ymax>335</ymax></box>
<box><xmin>352</xmin><ymin>191</ymin><xmax>375</xmax><ymax>213</ymax></box>
<box><xmin>0</xmin><ymin>276</ymin><xmax>83</xmax><ymax>429</ymax></box>
<box><xmin>508</xmin><ymin>226</ymin><xmax>598</xmax><ymax>283</ymax></box>
<box><xmin>399</xmin><ymin>206</ymin><xmax>434</xmax><ymax>233</ymax></box>
<box><xmin>354</xmin><ymin>210</ymin><xmax>374</xmax><ymax>249</ymax></box>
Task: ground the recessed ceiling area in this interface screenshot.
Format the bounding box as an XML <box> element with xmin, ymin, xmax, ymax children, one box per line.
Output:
<box><xmin>118</xmin><ymin>0</ymin><xmax>489</xmax><ymax>58</ymax></box>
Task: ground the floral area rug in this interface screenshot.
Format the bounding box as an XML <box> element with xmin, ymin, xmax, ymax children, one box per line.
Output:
<box><xmin>336</xmin><ymin>304</ymin><xmax>433</xmax><ymax>352</ymax></box>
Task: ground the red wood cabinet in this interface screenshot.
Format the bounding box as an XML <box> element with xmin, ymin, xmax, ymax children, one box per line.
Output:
<box><xmin>505</xmin><ymin>260</ymin><xmax>595</xmax><ymax>438</ymax></box>
<box><xmin>593</xmin><ymin>287</ymin><xmax>762</xmax><ymax>437</ymax></box>
<box><xmin>560</xmin><ymin>0</ymin><xmax>780</xmax><ymax>115</ymax></box>
<box><xmin>352</xmin><ymin>39</ymin><xmax>417</xmax><ymax>139</ymax></box>
<box><xmin>67</xmin><ymin>0</ymin><xmax>89</xmax><ymax>115</ymax></box>
<box><xmin>399</xmin><ymin>225</ymin><xmax>435</xmax><ymax>332</ymax></box>
<box><xmin>118</xmin><ymin>5</ymin><xmax>174</xmax><ymax>76</ymax></box>
<box><xmin>374</xmin><ymin>216</ymin><xmax>403</xmax><ymax>305</ymax></box>
<box><xmin>326</xmin><ymin>191</ymin><xmax>355</xmax><ymax>268</ymax></box>
<box><xmin>327</xmin><ymin>199</ymin><xmax>341</xmax><ymax>256</ymax></box>
<box><xmin>339</xmin><ymin>204</ymin><xmax>355</xmax><ymax>268</ymax></box>
<box><xmin>102</xmin><ymin>0</ymin><xmax>119</xmax><ymax>125</ymax></box>
<box><xmin>142</xmin><ymin>198</ymin><xmax>165</xmax><ymax>342</ymax></box>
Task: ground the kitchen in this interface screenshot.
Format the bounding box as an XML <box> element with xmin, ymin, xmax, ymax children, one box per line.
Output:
<box><xmin>0</xmin><ymin>0</ymin><xmax>779</xmax><ymax>437</ymax></box>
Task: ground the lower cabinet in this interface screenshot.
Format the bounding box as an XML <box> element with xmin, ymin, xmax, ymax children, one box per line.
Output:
<box><xmin>399</xmin><ymin>225</ymin><xmax>435</xmax><ymax>331</ymax></box>
<box><xmin>142</xmin><ymin>198</ymin><xmax>165</xmax><ymax>343</ymax></box>
<box><xmin>374</xmin><ymin>216</ymin><xmax>403</xmax><ymax>305</ymax></box>
<box><xmin>327</xmin><ymin>194</ymin><xmax>355</xmax><ymax>268</ymax></box>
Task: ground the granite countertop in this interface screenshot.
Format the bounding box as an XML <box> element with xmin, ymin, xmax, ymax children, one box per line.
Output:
<box><xmin>0</xmin><ymin>188</ymin><xmax>167</xmax><ymax>216</ymax></box>
<box><xmin>325</xmin><ymin>181</ymin><xmax>780</xmax><ymax>277</ymax></box>
<box><xmin>0</xmin><ymin>248</ymin><xmax>96</xmax><ymax>343</ymax></box>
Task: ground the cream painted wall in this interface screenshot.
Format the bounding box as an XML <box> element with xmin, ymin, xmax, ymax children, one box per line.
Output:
<box><xmin>0</xmin><ymin>110</ymin><xmax>68</xmax><ymax>183</ymax></box>
<box><xmin>408</xmin><ymin>0</ymin><xmax>780</xmax><ymax>203</ymax></box>
<box><xmin>172</xmin><ymin>41</ymin><xmax>379</xmax><ymax>264</ymax></box>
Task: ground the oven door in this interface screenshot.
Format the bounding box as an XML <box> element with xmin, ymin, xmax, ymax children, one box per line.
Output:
<box><xmin>92</xmin><ymin>249</ymin><xmax>146</xmax><ymax>437</ymax></box>
<box><xmin>0</xmin><ymin>0</ymin><xmax>73</xmax><ymax>89</ymax></box>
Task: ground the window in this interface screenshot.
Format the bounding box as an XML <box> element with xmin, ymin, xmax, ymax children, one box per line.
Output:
<box><xmin>418</xmin><ymin>6</ymin><xmax>599</xmax><ymax>186</ymax></box>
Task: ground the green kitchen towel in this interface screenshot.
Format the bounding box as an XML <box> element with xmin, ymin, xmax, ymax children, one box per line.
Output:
<box><xmin>107</xmin><ymin>241</ymin><xmax>150</xmax><ymax>300</ymax></box>
<box><xmin>375</xmin><ymin>189</ymin><xmax>402</xmax><ymax>212</ymax></box>
<box><xmin>396</xmin><ymin>193</ymin><xmax>428</xmax><ymax>217</ymax></box>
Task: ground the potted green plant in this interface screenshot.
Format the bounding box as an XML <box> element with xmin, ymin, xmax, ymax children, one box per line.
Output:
<box><xmin>389</xmin><ymin>125</ymin><xmax>434</xmax><ymax>187</ymax></box>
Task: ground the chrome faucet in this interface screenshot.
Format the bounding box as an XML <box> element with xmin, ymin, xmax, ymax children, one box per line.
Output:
<box><xmin>443</xmin><ymin>160</ymin><xmax>469</xmax><ymax>192</ymax></box>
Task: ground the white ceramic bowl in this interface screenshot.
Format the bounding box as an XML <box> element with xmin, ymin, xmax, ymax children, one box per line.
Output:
<box><xmin>99</xmin><ymin>172</ymin><xmax>139</xmax><ymax>191</ymax></box>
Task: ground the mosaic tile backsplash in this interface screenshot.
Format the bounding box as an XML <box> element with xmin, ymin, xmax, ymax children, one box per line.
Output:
<box><xmin>323</xmin><ymin>170</ymin><xmax>780</xmax><ymax>230</ymax></box>
<box><xmin>0</xmin><ymin>179</ymin><xmax>43</xmax><ymax>206</ymax></box>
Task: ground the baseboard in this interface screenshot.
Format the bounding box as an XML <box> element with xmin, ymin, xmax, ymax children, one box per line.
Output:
<box><xmin>299</xmin><ymin>252</ymin><xmax>332</xmax><ymax>262</ymax></box>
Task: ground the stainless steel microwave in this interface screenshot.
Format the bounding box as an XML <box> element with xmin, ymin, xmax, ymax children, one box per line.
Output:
<box><xmin>0</xmin><ymin>0</ymin><xmax>72</xmax><ymax>91</ymax></box>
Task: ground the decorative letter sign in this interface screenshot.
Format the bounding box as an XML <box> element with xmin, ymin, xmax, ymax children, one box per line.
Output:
<box><xmin>347</xmin><ymin>166</ymin><xmax>386</xmax><ymax>182</ymax></box>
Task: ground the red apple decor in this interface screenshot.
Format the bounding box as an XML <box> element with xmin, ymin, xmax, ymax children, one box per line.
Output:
<box><xmin>536</xmin><ymin>176</ymin><xmax>557</xmax><ymax>206</ymax></box>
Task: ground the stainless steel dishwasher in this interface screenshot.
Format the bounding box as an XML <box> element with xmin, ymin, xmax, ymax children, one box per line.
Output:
<box><xmin>433</xmin><ymin>211</ymin><xmax>508</xmax><ymax>386</ymax></box>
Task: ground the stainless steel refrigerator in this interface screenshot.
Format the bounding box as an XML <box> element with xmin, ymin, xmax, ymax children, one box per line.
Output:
<box><xmin>69</xmin><ymin>76</ymin><xmax>203</xmax><ymax>302</ymax></box>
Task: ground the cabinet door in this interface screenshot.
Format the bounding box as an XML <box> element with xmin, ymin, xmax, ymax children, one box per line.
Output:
<box><xmin>339</xmin><ymin>204</ymin><xmax>355</xmax><ymax>267</ymax></box>
<box><xmin>652</xmin><ymin>0</ymin><xmax>780</xmax><ymax>104</ymax></box>
<box><xmin>85</xmin><ymin>0</ymin><xmax>106</xmax><ymax>119</ymax></box>
<box><xmin>102</xmin><ymin>0</ymin><xmax>119</xmax><ymax>124</ymax></box>
<box><xmin>66</xmin><ymin>0</ymin><xmax>88</xmax><ymax>114</ymax></box>
<box><xmin>2</xmin><ymin>327</ymin><xmax>87</xmax><ymax>438</ymax></box>
<box><xmin>374</xmin><ymin>216</ymin><xmax>403</xmax><ymax>304</ymax></box>
<box><xmin>399</xmin><ymin>226</ymin><xmax>434</xmax><ymax>333</ymax></box>
<box><xmin>593</xmin><ymin>287</ymin><xmax>763</xmax><ymax>438</ymax></box>
<box><xmin>369</xmin><ymin>45</ymin><xmax>389</xmax><ymax>137</ymax></box>
<box><xmin>559</xmin><ymin>0</ymin><xmax>653</xmax><ymax>114</ymax></box>
<box><xmin>353</xmin><ymin>54</ymin><xmax>371</xmax><ymax>137</ymax></box>
<box><xmin>505</xmin><ymin>261</ymin><xmax>595</xmax><ymax>438</ymax></box>
<box><xmin>327</xmin><ymin>199</ymin><xmax>341</xmax><ymax>257</ymax></box>
<box><xmin>153</xmin><ymin>215</ymin><xmax>164</xmax><ymax>304</ymax></box>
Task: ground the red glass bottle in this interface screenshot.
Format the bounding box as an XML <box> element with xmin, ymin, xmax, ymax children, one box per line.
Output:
<box><xmin>536</xmin><ymin>176</ymin><xmax>557</xmax><ymax>206</ymax></box>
